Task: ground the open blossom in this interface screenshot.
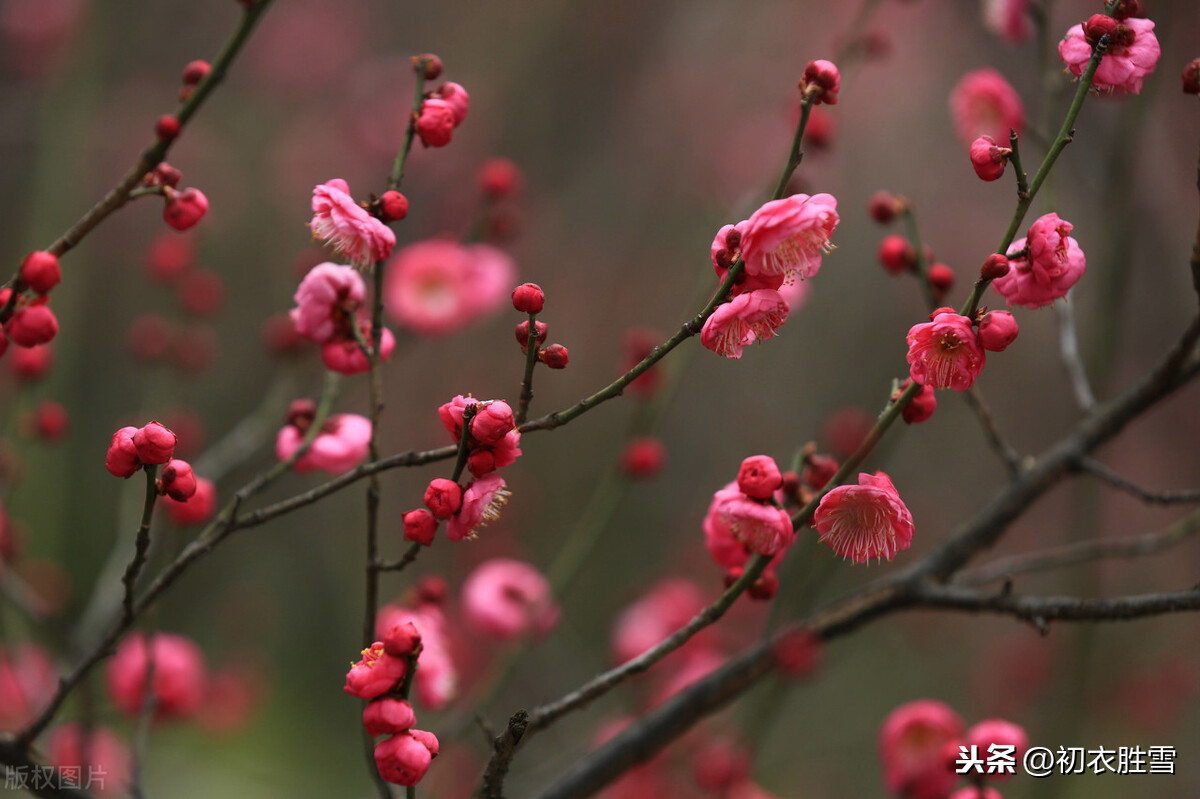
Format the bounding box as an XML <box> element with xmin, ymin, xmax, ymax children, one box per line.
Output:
<box><xmin>384</xmin><ymin>239</ymin><xmax>516</xmax><ymax>336</ymax></box>
<box><xmin>949</xmin><ymin>68</ymin><xmax>1025</xmax><ymax>147</ymax></box>
<box><xmin>446</xmin><ymin>473</ymin><xmax>509</xmax><ymax>542</ymax></box>
<box><xmin>906</xmin><ymin>308</ymin><xmax>986</xmax><ymax>391</ymax></box>
<box><xmin>310</xmin><ymin>179</ymin><xmax>396</xmax><ymax>268</ymax></box>
<box><xmin>984</xmin><ymin>0</ymin><xmax>1032</xmax><ymax>43</ymax></box>
<box><xmin>461</xmin><ymin>558</ymin><xmax>560</xmax><ymax>641</ymax></box>
<box><xmin>276</xmin><ymin>413</ymin><xmax>371</xmax><ymax>475</ymax></box>
<box><xmin>289</xmin><ymin>263</ymin><xmax>365</xmax><ymax>342</ymax></box>
<box><xmin>710</xmin><ymin>486</ymin><xmax>794</xmax><ymax>557</ymax></box>
<box><xmin>344</xmin><ymin>642</ymin><xmax>407</xmax><ymax>700</ymax></box>
<box><xmin>739</xmin><ymin>193</ymin><xmax>839</xmax><ymax>281</ymax></box>
<box><xmin>701</xmin><ymin>289</ymin><xmax>789</xmax><ymax>359</ymax></box>
<box><xmin>106</xmin><ymin>632</ymin><xmax>207</xmax><ymax>720</ymax></box>
<box><xmin>814</xmin><ymin>472</ymin><xmax>914</xmax><ymax>564</ymax></box>
<box><xmin>1059</xmin><ymin>16</ymin><xmax>1160</xmax><ymax>94</ymax></box>
<box><xmin>991</xmin><ymin>213</ymin><xmax>1086</xmax><ymax>308</ymax></box>
<box><xmin>879</xmin><ymin>699</ymin><xmax>963</xmax><ymax>799</ymax></box>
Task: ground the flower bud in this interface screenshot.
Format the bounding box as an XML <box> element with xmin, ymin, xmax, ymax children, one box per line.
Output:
<box><xmin>969</xmin><ymin>135</ymin><xmax>1010</xmax><ymax>181</ymax></box>
<box><xmin>470</xmin><ymin>401</ymin><xmax>514</xmax><ymax>446</ymax></box>
<box><xmin>801</xmin><ymin>59</ymin><xmax>840</xmax><ymax>104</ymax></box>
<box><xmin>181</xmin><ymin>60</ymin><xmax>211</xmax><ymax>85</ymax></box>
<box><xmin>412</xmin><ymin>53</ymin><xmax>442</xmax><ymax>80</ymax></box>
<box><xmin>402</xmin><ymin>509</ymin><xmax>438</xmax><ymax>545</ymax></box>
<box><xmin>980</xmin><ymin>253</ymin><xmax>1010</xmax><ymax>280</ymax></box>
<box><xmin>32</xmin><ymin>400</ymin><xmax>68</xmax><ymax>442</ymax></box>
<box><xmin>415</xmin><ymin>98</ymin><xmax>455</xmax><ymax>147</ymax></box>
<box><xmin>511</xmin><ymin>283</ymin><xmax>544</xmax><ymax>314</ymax></box>
<box><xmin>105</xmin><ymin>426</ymin><xmax>142</xmax><ymax>478</ymax></box>
<box><xmin>867</xmin><ymin>191</ymin><xmax>901</xmax><ymax>223</ymax></box>
<box><xmin>620</xmin><ymin>437</ymin><xmax>666</xmax><ymax>479</ymax></box>
<box><xmin>539</xmin><ymin>343</ymin><xmax>569</xmax><ymax>369</ymax></box>
<box><xmin>515</xmin><ymin>320</ymin><xmax>548</xmax><ymax>349</ymax></box>
<box><xmin>423</xmin><ymin>478</ymin><xmax>462</xmax><ymax>519</ymax></box>
<box><xmin>1183</xmin><ymin>59</ymin><xmax>1200</xmax><ymax>95</ymax></box>
<box><xmin>163</xmin><ymin>187</ymin><xmax>209</xmax><ymax>231</ymax></box>
<box><xmin>8</xmin><ymin>304</ymin><xmax>59</xmax><ymax>347</ymax></box>
<box><xmin>748</xmin><ymin>569</ymin><xmax>779</xmax><ymax>600</ymax></box>
<box><xmin>178</xmin><ymin>269</ymin><xmax>224</xmax><ymax>317</ymax></box>
<box><xmin>152</xmin><ymin>163</ymin><xmax>182</xmax><ymax>189</ymax></box>
<box><xmin>10</xmin><ymin>344</ymin><xmax>53</xmax><ymax>380</ymax></box>
<box><xmin>1083</xmin><ymin>14</ymin><xmax>1117</xmax><ymax>46</ymax></box>
<box><xmin>898</xmin><ymin>379</ymin><xmax>937</xmax><ymax>425</ymax></box>
<box><xmin>927</xmin><ymin>263</ymin><xmax>955</xmax><ymax>297</ymax></box>
<box><xmin>379</xmin><ymin>190</ymin><xmax>409</xmax><ymax>222</ymax></box>
<box><xmin>1110</xmin><ymin>0</ymin><xmax>1143</xmax><ymax>20</ymax></box>
<box><xmin>160</xmin><ymin>458</ymin><xmax>197</xmax><ymax>501</ymax></box>
<box><xmin>978</xmin><ymin>310</ymin><xmax>1019</xmax><ymax>352</ymax></box>
<box><xmin>736</xmin><ymin>455</ymin><xmax>783</xmax><ymax>500</ymax></box>
<box><xmin>155</xmin><ymin>115</ymin><xmax>181</xmax><ymax>141</ymax></box>
<box><xmin>383</xmin><ymin>622</ymin><xmax>422</xmax><ymax>659</ymax></box>
<box><xmin>363</xmin><ymin>698</ymin><xmax>417</xmax><ymax>737</ymax></box>
<box><xmin>19</xmin><ymin>252</ymin><xmax>61</xmax><ymax>295</ymax></box>
<box><xmin>133</xmin><ymin>422</ymin><xmax>177</xmax><ymax>465</ymax></box>
<box><xmin>163</xmin><ymin>477</ymin><xmax>216</xmax><ymax>525</ymax></box>
<box><xmin>479</xmin><ymin>158</ymin><xmax>522</xmax><ymax>199</ymax></box>
<box><xmin>411</xmin><ymin>729</ymin><xmax>439</xmax><ymax>757</ymax></box>
<box><xmin>374</xmin><ymin>733</ymin><xmax>432</xmax><ymax>787</ymax></box>
<box><xmin>878</xmin><ymin>235</ymin><xmax>916</xmax><ymax>275</ymax></box>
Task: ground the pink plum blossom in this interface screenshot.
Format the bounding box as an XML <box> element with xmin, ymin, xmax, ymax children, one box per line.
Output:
<box><xmin>374</xmin><ymin>731</ymin><xmax>435</xmax><ymax>786</ymax></box>
<box><xmin>461</xmin><ymin>558</ymin><xmax>560</xmax><ymax>641</ymax></box>
<box><xmin>46</xmin><ymin>723</ymin><xmax>130</xmax><ymax>796</ymax></box>
<box><xmin>1059</xmin><ymin>16</ymin><xmax>1160</xmax><ymax>94</ymax></box>
<box><xmin>709</xmin><ymin>487</ymin><xmax>794</xmax><ymax>557</ymax></box>
<box><xmin>384</xmin><ymin>240</ymin><xmax>516</xmax><ymax>336</ymax></box>
<box><xmin>106</xmin><ymin>632</ymin><xmax>207</xmax><ymax>720</ymax></box>
<box><xmin>374</xmin><ymin>604</ymin><xmax>457</xmax><ymax>709</ymax></box>
<box><xmin>701</xmin><ymin>289</ymin><xmax>789</xmax><ymax>359</ymax></box>
<box><xmin>906</xmin><ymin>308</ymin><xmax>986</xmax><ymax>391</ymax></box>
<box><xmin>344</xmin><ymin>642</ymin><xmax>407</xmax><ymax>700</ymax></box>
<box><xmin>878</xmin><ymin>699</ymin><xmax>963</xmax><ymax>799</ymax></box>
<box><xmin>310</xmin><ymin>179</ymin><xmax>396</xmax><ymax>268</ymax></box>
<box><xmin>276</xmin><ymin>413</ymin><xmax>372</xmax><ymax>475</ymax></box>
<box><xmin>949</xmin><ymin>68</ymin><xmax>1025</xmax><ymax>147</ymax></box>
<box><xmin>289</xmin><ymin>263</ymin><xmax>365</xmax><ymax>343</ymax></box>
<box><xmin>965</xmin><ymin>718</ymin><xmax>1029</xmax><ymax>782</ymax></box>
<box><xmin>984</xmin><ymin>0</ymin><xmax>1032</xmax><ymax>43</ymax></box>
<box><xmin>739</xmin><ymin>193</ymin><xmax>839</xmax><ymax>281</ymax></box>
<box><xmin>446</xmin><ymin>474</ymin><xmax>509</xmax><ymax>542</ymax></box>
<box><xmin>991</xmin><ymin>213</ymin><xmax>1086</xmax><ymax>308</ymax></box>
<box><xmin>0</xmin><ymin>642</ymin><xmax>56</xmax><ymax>732</ymax></box>
<box><xmin>814</xmin><ymin>472</ymin><xmax>914</xmax><ymax>564</ymax></box>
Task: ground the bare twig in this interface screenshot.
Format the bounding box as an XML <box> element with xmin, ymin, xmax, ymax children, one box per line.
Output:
<box><xmin>1056</xmin><ymin>293</ymin><xmax>1096</xmax><ymax>411</ymax></box>
<box><xmin>1077</xmin><ymin>456</ymin><xmax>1200</xmax><ymax>505</ymax></box>
<box><xmin>962</xmin><ymin>387</ymin><xmax>1022</xmax><ymax>475</ymax></box>
<box><xmin>120</xmin><ymin>468</ymin><xmax>160</xmax><ymax>625</ymax></box>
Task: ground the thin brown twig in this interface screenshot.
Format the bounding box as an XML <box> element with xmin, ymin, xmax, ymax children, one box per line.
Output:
<box><xmin>1076</xmin><ymin>456</ymin><xmax>1200</xmax><ymax>505</ymax></box>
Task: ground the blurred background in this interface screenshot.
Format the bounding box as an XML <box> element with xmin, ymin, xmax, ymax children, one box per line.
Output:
<box><xmin>1</xmin><ymin>0</ymin><xmax>1199</xmax><ymax>796</ymax></box>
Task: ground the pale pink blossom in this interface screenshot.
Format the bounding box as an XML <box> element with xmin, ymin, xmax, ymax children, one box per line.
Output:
<box><xmin>814</xmin><ymin>472</ymin><xmax>914</xmax><ymax>564</ymax></box>
<box><xmin>310</xmin><ymin>179</ymin><xmax>396</xmax><ymax>268</ymax></box>
<box><xmin>446</xmin><ymin>474</ymin><xmax>509</xmax><ymax>542</ymax></box>
<box><xmin>289</xmin><ymin>263</ymin><xmax>365</xmax><ymax>343</ymax></box>
<box><xmin>710</xmin><ymin>488</ymin><xmax>794</xmax><ymax>557</ymax></box>
<box><xmin>701</xmin><ymin>289</ymin><xmax>789</xmax><ymax>359</ymax></box>
<box><xmin>384</xmin><ymin>240</ymin><xmax>516</xmax><ymax>336</ymax></box>
<box><xmin>878</xmin><ymin>699</ymin><xmax>963</xmax><ymax>799</ymax></box>
<box><xmin>611</xmin><ymin>578</ymin><xmax>709</xmax><ymax>665</ymax></box>
<box><xmin>374</xmin><ymin>604</ymin><xmax>457</xmax><ymax>709</ymax></box>
<box><xmin>46</xmin><ymin>723</ymin><xmax>130</xmax><ymax>796</ymax></box>
<box><xmin>1059</xmin><ymin>17</ymin><xmax>1160</xmax><ymax>94</ymax></box>
<box><xmin>991</xmin><ymin>213</ymin><xmax>1086</xmax><ymax>308</ymax></box>
<box><xmin>461</xmin><ymin>558</ymin><xmax>560</xmax><ymax>640</ymax></box>
<box><xmin>984</xmin><ymin>0</ymin><xmax>1032</xmax><ymax>43</ymax></box>
<box><xmin>344</xmin><ymin>642</ymin><xmax>407</xmax><ymax>700</ymax></box>
<box><xmin>106</xmin><ymin>632</ymin><xmax>207</xmax><ymax>720</ymax></box>
<box><xmin>0</xmin><ymin>642</ymin><xmax>56</xmax><ymax>732</ymax></box>
<box><xmin>949</xmin><ymin>68</ymin><xmax>1025</xmax><ymax>147</ymax></box>
<box><xmin>739</xmin><ymin>193</ymin><xmax>839</xmax><ymax>281</ymax></box>
<box><xmin>906</xmin><ymin>308</ymin><xmax>986</xmax><ymax>391</ymax></box>
<box><xmin>276</xmin><ymin>413</ymin><xmax>372</xmax><ymax>475</ymax></box>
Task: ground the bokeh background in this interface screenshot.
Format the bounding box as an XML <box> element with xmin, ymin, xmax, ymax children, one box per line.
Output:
<box><xmin>1</xmin><ymin>0</ymin><xmax>1199</xmax><ymax>796</ymax></box>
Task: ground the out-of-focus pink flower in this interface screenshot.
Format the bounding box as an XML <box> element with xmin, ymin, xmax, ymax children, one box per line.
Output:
<box><xmin>611</xmin><ymin>579</ymin><xmax>708</xmax><ymax>665</ymax></box>
<box><xmin>363</xmin><ymin>698</ymin><xmax>417</xmax><ymax>737</ymax></box>
<box><xmin>19</xmin><ymin>251</ymin><xmax>60</xmax><ymax>295</ymax></box>
<box><xmin>949</xmin><ymin>68</ymin><xmax>1025</xmax><ymax>147</ymax></box>
<box><xmin>320</xmin><ymin>322</ymin><xmax>396</xmax><ymax>375</ymax></box>
<box><xmin>479</xmin><ymin>157</ymin><xmax>522</xmax><ymax>198</ymax></box>
<box><xmin>650</xmin><ymin>648</ymin><xmax>726</xmax><ymax>707</ymax></box>
<box><xmin>964</xmin><ymin>719</ymin><xmax>1029</xmax><ymax>782</ymax></box>
<box><xmin>878</xmin><ymin>699</ymin><xmax>963</xmax><ymax>799</ymax></box>
<box><xmin>692</xmin><ymin>735</ymin><xmax>752</xmax><ymax>793</ymax></box>
<box><xmin>984</xmin><ymin>0</ymin><xmax>1032</xmax><ymax>42</ymax></box>
<box><xmin>709</xmin><ymin>489</ymin><xmax>794</xmax><ymax>557</ymax></box>
<box><xmin>906</xmin><ymin>308</ymin><xmax>986</xmax><ymax>391</ymax></box>
<box><xmin>344</xmin><ymin>642</ymin><xmax>407</xmax><ymax>700</ymax></box>
<box><xmin>374</xmin><ymin>605</ymin><xmax>457</xmax><ymax>709</ymax></box>
<box><xmin>701</xmin><ymin>289</ymin><xmax>789</xmax><ymax>359</ymax></box>
<box><xmin>163</xmin><ymin>477</ymin><xmax>216</xmax><ymax>526</ymax></box>
<box><xmin>1059</xmin><ymin>16</ymin><xmax>1160</xmax><ymax>94</ymax></box>
<box><xmin>374</xmin><ymin>731</ymin><xmax>434</xmax><ymax>786</ymax></box>
<box><xmin>970</xmin><ymin>135</ymin><xmax>1011</xmax><ymax>181</ymax></box>
<box><xmin>106</xmin><ymin>632</ymin><xmax>207</xmax><ymax>720</ymax></box>
<box><xmin>462</xmin><ymin>558</ymin><xmax>559</xmax><ymax>641</ymax></box>
<box><xmin>384</xmin><ymin>240</ymin><xmax>516</xmax><ymax>336</ymax></box>
<box><xmin>46</xmin><ymin>723</ymin><xmax>130</xmax><ymax>796</ymax></box>
<box><xmin>276</xmin><ymin>413</ymin><xmax>371</xmax><ymax>475</ymax></box>
<box><xmin>740</xmin><ymin>193</ymin><xmax>839</xmax><ymax>281</ymax></box>
<box><xmin>290</xmin><ymin>263</ymin><xmax>366</xmax><ymax>343</ymax></box>
<box><xmin>814</xmin><ymin>472</ymin><xmax>914</xmax><ymax>563</ymax></box>
<box><xmin>310</xmin><ymin>179</ymin><xmax>396</xmax><ymax>268</ymax></box>
<box><xmin>197</xmin><ymin>663</ymin><xmax>263</xmax><ymax>734</ymax></box>
<box><xmin>949</xmin><ymin>788</ymin><xmax>1002</xmax><ymax>799</ymax></box>
<box><xmin>0</xmin><ymin>642</ymin><xmax>56</xmax><ymax>732</ymax></box>
<box><xmin>446</xmin><ymin>474</ymin><xmax>509</xmax><ymax>542</ymax></box>
<box><xmin>0</xmin><ymin>0</ymin><xmax>84</xmax><ymax>77</ymax></box>
<box><xmin>992</xmin><ymin>214</ymin><xmax>1086</xmax><ymax>308</ymax></box>
<box><xmin>10</xmin><ymin>342</ymin><xmax>53</xmax><ymax>380</ymax></box>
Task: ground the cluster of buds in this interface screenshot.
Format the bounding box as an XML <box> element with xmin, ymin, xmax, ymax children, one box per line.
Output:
<box><xmin>512</xmin><ymin>282</ymin><xmax>569</xmax><ymax>369</ymax></box>
<box><xmin>344</xmin><ymin>623</ymin><xmax>440</xmax><ymax>787</ymax></box>
<box><xmin>288</xmin><ymin>262</ymin><xmax>396</xmax><ymax>374</ymax></box>
<box><xmin>873</xmin><ymin>230</ymin><xmax>956</xmax><ymax>304</ymax></box>
<box><xmin>0</xmin><ymin>251</ymin><xmax>64</xmax><ymax>358</ymax></box>
<box><xmin>413</xmin><ymin>55</ymin><xmax>469</xmax><ymax>148</ymax></box>
<box><xmin>104</xmin><ymin>421</ymin><xmax>199</xmax><ymax>502</ymax></box>
<box><xmin>141</xmin><ymin>162</ymin><xmax>208</xmax><ymax>232</ymax></box>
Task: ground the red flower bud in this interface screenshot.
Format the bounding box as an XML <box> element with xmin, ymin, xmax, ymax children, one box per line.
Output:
<box><xmin>163</xmin><ymin>188</ymin><xmax>209</xmax><ymax>231</ymax></box>
<box><xmin>511</xmin><ymin>283</ymin><xmax>545</xmax><ymax>314</ymax></box>
<box><xmin>899</xmin><ymin>379</ymin><xmax>937</xmax><ymax>425</ymax></box>
<box><xmin>19</xmin><ymin>251</ymin><xmax>61</xmax><ymax>295</ymax></box>
<box><xmin>155</xmin><ymin>115</ymin><xmax>181</xmax><ymax>141</ymax></box>
<box><xmin>620</xmin><ymin>437</ymin><xmax>666</xmax><ymax>479</ymax></box>
<box><xmin>383</xmin><ymin>622</ymin><xmax>422</xmax><ymax>658</ymax></box>
<box><xmin>133</xmin><ymin>422</ymin><xmax>177</xmax><ymax>465</ymax></box>
<box><xmin>8</xmin><ymin>304</ymin><xmax>59</xmax><ymax>347</ymax></box>
<box><xmin>736</xmin><ymin>455</ymin><xmax>783</xmax><ymax>500</ymax></box>
<box><xmin>539</xmin><ymin>343</ymin><xmax>569</xmax><ymax>369</ymax></box>
<box><xmin>402</xmin><ymin>509</ymin><xmax>437</xmax><ymax>546</ymax></box>
<box><xmin>978</xmin><ymin>310</ymin><xmax>1019</xmax><ymax>352</ymax></box>
<box><xmin>801</xmin><ymin>59</ymin><xmax>840</xmax><ymax>105</ymax></box>
<box><xmin>981</xmin><ymin>253</ymin><xmax>1010</xmax><ymax>280</ymax></box>
<box><xmin>160</xmin><ymin>458</ymin><xmax>198</xmax><ymax>501</ymax></box>
<box><xmin>412</xmin><ymin>53</ymin><xmax>442</xmax><ymax>80</ymax></box>
<box><xmin>1083</xmin><ymin>14</ymin><xmax>1117</xmax><ymax>46</ymax></box>
<box><xmin>1183</xmin><ymin>59</ymin><xmax>1200</xmax><ymax>95</ymax></box>
<box><xmin>515</xmin><ymin>320</ymin><xmax>548</xmax><ymax>349</ymax></box>
<box><xmin>867</xmin><ymin>191</ymin><xmax>901</xmax><ymax>224</ymax></box>
<box><xmin>181</xmin><ymin>60</ymin><xmax>211</xmax><ymax>86</ymax></box>
<box><xmin>878</xmin><ymin>235</ymin><xmax>916</xmax><ymax>275</ymax></box>
<box><xmin>105</xmin><ymin>426</ymin><xmax>142</xmax><ymax>478</ymax></box>
<box><xmin>423</xmin><ymin>478</ymin><xmax>462</xmax><ymax>519</ymax></box>
<box><xmin>379</xmin><ymin>190</ymin><xmax>409</xmax><ymax>222</ymax></box>
<box><xmin>478</xmin><ymin>158</ymin><xmax>522</xmax><ymax>199</ymax></box>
